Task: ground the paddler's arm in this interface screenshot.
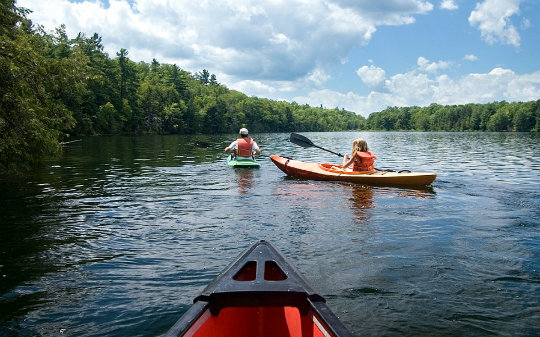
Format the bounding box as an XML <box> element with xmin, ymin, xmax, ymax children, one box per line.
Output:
<box><xmin>342</xmin><ymin>158</ymin><xmax>353</xmax><ymax>169</ymax></box>
<box><xmin>225</xmin><ymin>140</ymin><xmax>237</xmax><ymax>153</ymax></box>
<box><xmin>252</xmin><ymin>141</ymin><xmax>261</xmax><ymax>156</ymax></box>
<box><xmin>342</xmin><ymin>153</ymin><xmax>360</xmax><ymax>169</ymax></box>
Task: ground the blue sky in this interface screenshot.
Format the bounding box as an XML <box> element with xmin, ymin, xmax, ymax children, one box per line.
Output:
<box><xmin>18</xmin><ymin>0</ymin><xmax>540</xmax><ymax>117</ymax></box>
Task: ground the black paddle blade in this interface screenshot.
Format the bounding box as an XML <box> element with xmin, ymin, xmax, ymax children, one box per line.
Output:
<box><xmin>289</xmin><ymin>133</ymin><xmax>314</xmax><ymax>148</ymax></box>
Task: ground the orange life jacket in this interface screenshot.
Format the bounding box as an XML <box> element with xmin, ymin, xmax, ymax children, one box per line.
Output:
<box><xmin>352</xmin><ymin>151</ymin><xmax>376</xmax><ymax>171</ymax></box>
<box><xmin>237</xmin><ymin>138</ymin><xmax>254</xmax><ymax>157</ymax></box>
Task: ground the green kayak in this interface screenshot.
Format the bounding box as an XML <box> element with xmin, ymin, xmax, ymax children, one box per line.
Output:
<box><xmin>226</xmin><ymin>155</ymin><xmax>261</xmax><ymax>168</ymax></box>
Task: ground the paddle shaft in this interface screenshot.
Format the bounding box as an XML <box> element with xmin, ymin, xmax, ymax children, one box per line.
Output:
<box><xmin>289</xmin><ymin>133</ymin><xmax>343</xmax><ymax>157</ymax></box>
<box><xmin>310</xmin><ymin>143</ymin><xmax>343</xmax><ymax>157</ymax></box>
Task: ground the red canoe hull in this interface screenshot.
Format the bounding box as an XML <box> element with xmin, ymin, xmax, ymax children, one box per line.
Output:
<box><xmin>163</xmin><ymin>240</ymin><xmax>353</xmax><ymax>337</ymax></box>
<box><xmin>175</xmin><ymin>304</ymin><xmax>341</xmax><ymax>337</ymax></box>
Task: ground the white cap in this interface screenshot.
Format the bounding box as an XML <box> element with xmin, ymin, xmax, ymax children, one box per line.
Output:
<box><xmin>239</xmin><ymin>128</ymin><xmax>249</xmax><ymax>135</ymax></box>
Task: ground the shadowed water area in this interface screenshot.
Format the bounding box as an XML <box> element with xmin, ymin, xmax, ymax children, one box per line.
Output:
<box><xmin>1</xmin><ymin>132</ymin><xmax>539</xmax><ymax>336</ymax></box>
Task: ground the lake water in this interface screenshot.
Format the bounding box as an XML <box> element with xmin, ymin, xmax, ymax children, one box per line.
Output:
<box><xmin>1</xmin><ymin>132</ymin><xmax>539</xmax><ymax>336</ymax></box>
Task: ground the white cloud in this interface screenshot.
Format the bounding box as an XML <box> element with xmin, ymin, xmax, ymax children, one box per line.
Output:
<box><xmin>468</xmin><ymin>0</ymin><xmax>522</xmax><ymax>47</ymax></box>
<box><xmin>294</xmin><ymin>67</ymin><xmax>540</xmax><ymax>116</ymax></box>
<box><xmin>464</xmin><ymin>54</ymin><xmax>479</xmax><ymax>61</ymax></box>
<box><xmin>520</xmin><ymin>18</ymin><xmax>531</xmax><ymax>30</ymax></box>
<box><xmin>356</xmin><ymin>65</ymin><xmax>386</xmax><ymax>87</ymax></box>
<box><xmin>331</xmin><ymin>0</ymin><xmax>434</xmax><ymax>25</ymax></box>
<box><xmin>440</xmin><ymin>0</ymin><xmax>458</xmax><ymax>10</ymax></box>
<box><xmin>16</xmin><ymin>0</ymin><xmax>537</xmax><ymax>119</ymax></box>
<box><xmin>18</xmin><ymin>0</ymin><xmax>433</xmax><ymax>83</ymax></box>
<box><xmin>417</xmin><ymin>57</ymin><xmax>452</xmax><ymax>73</ymax></box>
<box><xmin>230</xmin><ymin>80</ymin><xmax>277</xmax><ymax>97</ymax></box>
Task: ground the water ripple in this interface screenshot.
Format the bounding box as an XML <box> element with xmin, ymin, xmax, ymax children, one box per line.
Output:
<box><xmin>1</xmin><ymin>133</ymin><xmax>539</xmax><ymax>337</ymax></box>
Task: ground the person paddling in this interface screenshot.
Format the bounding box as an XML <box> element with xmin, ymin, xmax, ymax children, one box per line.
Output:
<box><xmin>342</xmin><ymin>138</ymin><xmax>376</xmax><ymax>171</ymax></box>
<box><xmin>225</xmin><ymin>128</ymin><xmax>261</xmax><ymax>159</ymax></box>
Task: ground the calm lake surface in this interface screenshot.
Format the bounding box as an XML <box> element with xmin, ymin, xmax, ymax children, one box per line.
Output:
<box><xmin>1</xmin><ymin>132</ymin><xmax>539</xmax><ymax>337</ymax></box>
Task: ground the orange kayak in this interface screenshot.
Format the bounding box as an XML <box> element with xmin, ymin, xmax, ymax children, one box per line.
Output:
<box><xmin>163</xmin><ymin>240</ymin><xmax>353</xmax><ymax>337</ymax></box>
<box><xmin>270</xmin><ymin>154</ymin><xmax>436</xmax><ymax>186</ymax></box>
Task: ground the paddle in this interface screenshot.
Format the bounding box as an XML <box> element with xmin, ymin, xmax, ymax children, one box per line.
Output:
<box><xmin>289</xmin><ymin>133</ymin><xmax>343</xmax><ymax>157</ymax></box>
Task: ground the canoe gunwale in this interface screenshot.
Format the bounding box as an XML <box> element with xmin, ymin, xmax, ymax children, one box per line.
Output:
<box><xmin>163</xmin><ymin>301</ymin><xmax>209</xmax><ymax>337</ymax></box>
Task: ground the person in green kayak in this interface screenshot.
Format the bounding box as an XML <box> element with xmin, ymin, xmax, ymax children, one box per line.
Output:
<box><xmin>225</xmin><ymin>128</ymin><xmax>261</xmax><ymax>159</ymax></box>
<box><xmin>342</xmin><ymin>138</ymin><xmax>377</xmax><ymax>171</ymax></box>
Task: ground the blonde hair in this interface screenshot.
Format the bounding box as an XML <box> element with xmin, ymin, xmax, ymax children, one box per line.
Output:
<box><xmin>351</xmin><ymin>138</ymin><xmax>369</xmax><ymax>154</ymax></box>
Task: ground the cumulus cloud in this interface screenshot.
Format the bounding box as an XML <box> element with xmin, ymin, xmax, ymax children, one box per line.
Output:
<box><xmin>332</xmin><ymin>0</ymin><xmax>434</xmax><ymax>25</ymax></box>
<box><xmin>17</xmin><ymin>0</ymin><xmax>537</xmax><ymax>118</ymax></box>
<box><xmin>230</xmin><ymin>80</ymin><xmax>277</xmax><ymax>97</ymax></box>
<box><xmin>464</xmin><ymin>54</ymin><xmax>479</xmax><ymax>61</ymax></box>
<box><xmin>417</xmin><ymin>57</ymin><xmax>452</xmax><ymax>73</ymax></box>
<box><xmin>294</xmin><ymin>67</ymin><xmax>540</xmax><ymax>116</ymax></box>
<box><xmin>440</xmin><ymin>0</ymin><xmax>458</xmax><ymax>10</ymax></box>
<box><xmin>356</xmin><ymin>65</ymin><xmax>386</xmax><ymax>87</ymax></box>
<box><xmin>468</xmin><ymin>0</ymin><xmax>522</xmax><ymax>47</ymax></box>
<box><xmin>520</xmin><ymin>18</ymin><xmax>531</xmax><ymax>30</ymax></box>
<box><xmin>18</xmin><ymin>0</ymin><xmax>433</xmax><ymax>83</ymax></box>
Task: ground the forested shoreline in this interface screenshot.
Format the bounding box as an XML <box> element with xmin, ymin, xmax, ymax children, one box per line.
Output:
<box><xmin>368</xmin><ymin>101</ymin><xmax>539</xmax><ymax>132</ymax></box>
<box><xmin>1</xmin><ymin>1</ymin><xmax>538</xmax><ymax>172</ymax></box>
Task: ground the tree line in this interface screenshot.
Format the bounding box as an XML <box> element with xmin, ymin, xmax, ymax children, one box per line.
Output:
<box><xmin>0</xmin><ymin>0</ymin><xmax>364</xmax><ymax>171</ymax></box>
<box><xmin>1</xmin><ymin>1</ymin><xmax>538</xmax><ymax>172</ymax></box>
<box><xmin>367</xmin><ymin>101</ymin><xmax>539</xmax><ymax>132</ymax></box>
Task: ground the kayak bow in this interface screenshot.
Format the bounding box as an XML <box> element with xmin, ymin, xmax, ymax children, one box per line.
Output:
<box><xmin>270</xmin><ymin>154</ymin><xmax>436</xmax><ymax>186</ymax></box>
<box><xmin>226</xmin><ymin>155</ymin><xmax>261</xmax><ymax>168</ymax></box>
<box><xmin>163</xmin><ymin>240</ymin><xmax>353</xmax><ymax>337</ymax></box>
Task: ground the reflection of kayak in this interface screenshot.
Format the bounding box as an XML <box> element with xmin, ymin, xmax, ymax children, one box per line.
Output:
<box><xmin>163</xmin><ymin>240</ymin><xmax>353</xmax><ymax>337</ymax></box>
<box><xmin>226</xmin><ymin>155</ymin><xmax>260</xmax><ymax>168</ymax></box>
<box><xmin>270</xmin><ymin>154</ymin><xmax>436</xmax><ymax>186</ymax></box>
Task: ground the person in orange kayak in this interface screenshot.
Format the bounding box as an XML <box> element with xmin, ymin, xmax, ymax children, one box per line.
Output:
<box><xmin>225</xmin><ymin>128</ymin><xmax>261</xmax><ymax>158</ymax></box>
<box><xmin>342</xmin><ymin>138</ymin><xmax>377</xmax><ymax>171</ymax></box>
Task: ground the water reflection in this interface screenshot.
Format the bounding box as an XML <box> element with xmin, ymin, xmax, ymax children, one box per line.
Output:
<box><xmin>395</xmin><ymin>186</ymin><xmax>436</xmax><ymax>198</ymax></box>
<box><xmin>234</xmin><ymin>169</ymin><xmax>255</xmax><ymax>194</ymax></box>
<box><xmin>1</xmin><ymin>132</ymin><xmax>538</xmax><ymax>337</ymax></box>
<box><xmin>347</xmin><ymin>185</ymin><xmax>374</xmax><ymax>222</ymax></box>
<box><xmin>341</xmin><ymin>183</ymin><xmax>436</xmax><ymax>222</ymax></box>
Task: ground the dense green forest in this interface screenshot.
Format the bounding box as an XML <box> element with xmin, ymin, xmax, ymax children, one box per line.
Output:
<box><xmin>0</xmin><ymin>0</ymin><xmax>365</xmax><ymax>171</ymax></box>
<box><xmin>367</xmin><ymin>101</ymin><xmax>539</xmax><ymax>132</ymax></box>
<box><xmin>1</xmin><ymin>1</ymin><xmax>538</xmax><ymax>172</ymax></box>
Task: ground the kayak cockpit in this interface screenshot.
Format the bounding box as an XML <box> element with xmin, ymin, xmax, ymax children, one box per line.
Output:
<box><xmin>227</xmin><ymin>155</ymin><xmax>261</xmax><ymax>168</ymax></box>
<box><xmin>318</xmin><ymin>163</ymin><xmax>376</xmax><ymax>175</ymax></box>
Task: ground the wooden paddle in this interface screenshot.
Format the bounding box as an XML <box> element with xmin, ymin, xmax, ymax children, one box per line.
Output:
<box><xmin>289</xmin><ymin>133</ymin><xmax>344</xmax><ymax>157</ymax></box>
